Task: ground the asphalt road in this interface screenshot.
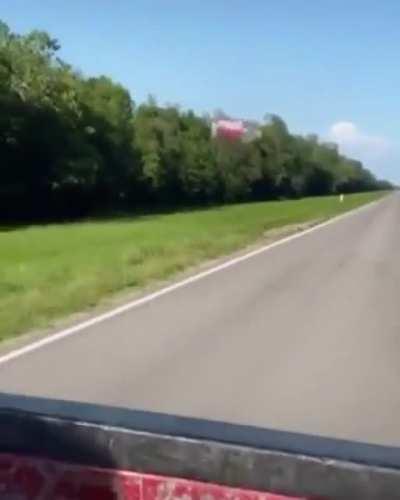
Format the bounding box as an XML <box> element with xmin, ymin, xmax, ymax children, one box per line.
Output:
<box><xmin>1</xmin><ymin>194</ymin><xmax>400</xmax><ymax>446</ymax></box>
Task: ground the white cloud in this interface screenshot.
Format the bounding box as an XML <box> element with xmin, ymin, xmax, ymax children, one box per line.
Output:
<box><xmin>327</xmin><ymin>121</ymin><xmax>397</xmax><ymax>182</ymax></box>
<box><xmin>328</xmin><ymin>121</ymin><xmax>390</xmax><ymax>161</ymax></box>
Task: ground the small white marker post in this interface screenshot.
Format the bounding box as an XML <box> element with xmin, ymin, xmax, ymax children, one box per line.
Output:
<box><xmin>339</xmin><ymin>193</ymin><xmax>344</xmax><ymax>203</ymax></box>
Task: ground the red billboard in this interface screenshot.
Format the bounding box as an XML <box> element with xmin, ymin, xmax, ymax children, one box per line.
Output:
<box><xmin>212</xmin><ymin>116</ymin><xmax>261</xmax><ymax>142</ymax></box>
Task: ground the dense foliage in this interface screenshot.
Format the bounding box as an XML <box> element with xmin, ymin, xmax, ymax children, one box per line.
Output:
<box><xmin>0</xmin><ymin>21</ymin><xmax>392</xmax><ymax>220</ymax></box>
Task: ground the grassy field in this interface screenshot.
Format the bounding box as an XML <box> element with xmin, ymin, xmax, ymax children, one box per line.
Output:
<box><xmin>0</xmin><ymin>192</ymin><xmax>384</xmax><ymax>342</ymax></box>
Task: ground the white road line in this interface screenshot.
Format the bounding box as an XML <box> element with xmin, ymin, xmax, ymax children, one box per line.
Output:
<box><xmin>0</xmin><ymin>198</ymin><xmax>383</xmax><ymax>366</ymax></box>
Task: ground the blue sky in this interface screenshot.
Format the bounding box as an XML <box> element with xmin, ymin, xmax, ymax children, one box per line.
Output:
<box><xmin>1</xmin><ymin>0</ymin><xmax>399</xmax><ymax>182</ymax></box>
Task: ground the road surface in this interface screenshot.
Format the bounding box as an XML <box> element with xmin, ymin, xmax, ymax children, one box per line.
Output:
<box><xmin>1</xmin><ymin>194</ymin><xmax>399</xmax><ymax>446</ymax></box>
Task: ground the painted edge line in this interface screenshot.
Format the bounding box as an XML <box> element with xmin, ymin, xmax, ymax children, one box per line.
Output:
<box><xmin>0</xmin><ymin>197</ymin><xmax>384</xmax><ymax>367</ymax></box>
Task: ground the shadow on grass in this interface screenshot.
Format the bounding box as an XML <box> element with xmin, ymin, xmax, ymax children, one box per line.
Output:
<box><xmin>0</xmin><ymin>202</ymin><xmax>232</xmax><ymax>231</ymax></box>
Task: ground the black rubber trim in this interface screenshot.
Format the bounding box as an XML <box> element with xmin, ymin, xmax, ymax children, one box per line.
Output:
<box><xmin>1</xmin><ymin>393</ymin><xmax>400</xmax><ymax>499</ymax></box>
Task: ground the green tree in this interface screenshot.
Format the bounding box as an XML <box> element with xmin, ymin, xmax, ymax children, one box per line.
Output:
<box><xmin>0</xmin><ymin>18</ymin><xmax>391</xmax><ymax>221</ymax></box>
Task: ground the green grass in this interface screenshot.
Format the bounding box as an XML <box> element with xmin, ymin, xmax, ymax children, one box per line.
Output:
<box><xmin>0</xmin><ymin>192</ymin><xmax>384</xmax><ymax>342</ymax></box>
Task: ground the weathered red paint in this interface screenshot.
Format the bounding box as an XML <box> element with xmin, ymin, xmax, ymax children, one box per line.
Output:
<box><xmin>0</xmin><ymin>453</ymin><xmax>306</xmax><ymax>500</ymax></box>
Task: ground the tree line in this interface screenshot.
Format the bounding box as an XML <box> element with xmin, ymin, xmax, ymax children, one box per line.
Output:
<box><xmin>0</xmin><ymin>20</ymin><xmax>392</xmax><ymax>221</ymax></box>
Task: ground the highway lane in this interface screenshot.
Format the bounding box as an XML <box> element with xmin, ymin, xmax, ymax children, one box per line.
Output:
<box><xmin>1</xmin><ymin>194</ymin><xmax>400</xmax><ymax>446</ymax></box>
